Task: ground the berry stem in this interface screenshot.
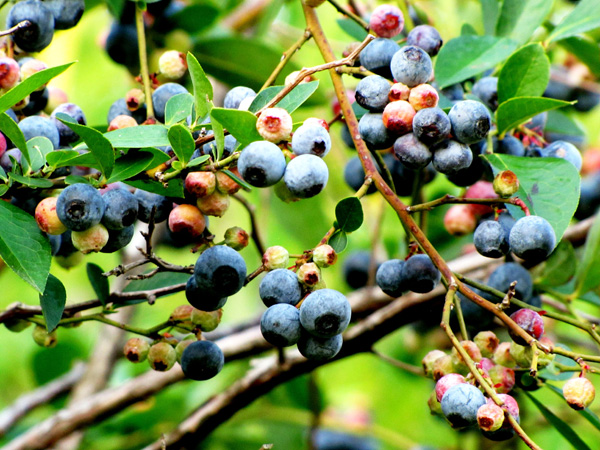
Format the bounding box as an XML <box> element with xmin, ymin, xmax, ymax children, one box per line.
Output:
<box><xmin>135</xmin><ymin>2</ymin><xmax>154</xmax><ymax>120</ymax></box>
<box><xmin>261</xmin><ymin>29</ymin><xmax>313</xmax><ymax>90</ymax></box>
<box><xmin>0</xmin><ymin>20</ymin><xmax>31</xmax><ymax>37</ymax></box>
<box><xmin>326</xmin><ymin>0</ymin><xmax>369</xmax><ymax>30</ymax></box>
<box><xmin>232</xmin><ymin>193</ymin><xmax>266</xmax><ymax>258</ymax></box>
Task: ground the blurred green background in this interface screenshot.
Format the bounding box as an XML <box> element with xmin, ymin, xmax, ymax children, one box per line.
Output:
<box><xmin>1</xmin><ymin>0</ymin><xmax>599</xmax><ymax>449</ymax></box>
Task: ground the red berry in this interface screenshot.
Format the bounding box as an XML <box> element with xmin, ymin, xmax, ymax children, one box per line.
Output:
<box><xmin>256</xmin><ymin>107</ymin><xmax>293</xmax><ymax>142</ymax></box>
<box><xmin>185</xmin><ymin>171</ymin><xmax>216</xmax><ymax>198</ymax></box>
<box><xmin>0</xmin><ymin>57</ymin><xmax>20</xmax><ymax>89</ymax></box>
<box><xmin>168</xmin><ymin>204</ymin><xmax>206</xmax><ymax>239</ymax></box>
<box><xmin>388</xmin><ymin>82</ymin><xmax>410</xmax><ymax>102</ymax></box>
<box><xmin>35</xmin><ymin>197</ymin><xmax>67</xmax><ymax>235</ymax></box>
<box><xmin>408</xmin><ymin>84</ymin><xmax>439</xmax><ymax>111</ymax></box>
<box><xmin>435</xmin><ymin>373</ymin><xmax>465</xmax><ymax>402</ymax></box>
<box><xmin>509</xmin><ymin>308</ymin><xmax>544</xmax><ymax>346</ymax></box>
<box><xmin>443</xmin><ymin>204</ymin><xmax>477</xmax><ymax>236</ymax></box>
<box><xmin>369</xmin><ymin>4</ymin><xmax>404</xmax><ymax>38</ymax></box>
<box><xmin>464</xmin><ymin>181</ymin><xmax>498</xmax><ymax>217</ymax></box>
<box><xmin>382</xmin><ymin>100</ymin><xmax>416</xmax><ymax>134</ymax></box>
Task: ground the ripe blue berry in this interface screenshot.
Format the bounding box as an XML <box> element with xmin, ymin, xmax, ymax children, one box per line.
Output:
<box><xmin>509</xmin><ymin>215</ymin><xmax>556</xmax><ymax>261</ymax></box>
<box><xmin>358</xmin><ymin>112</ymin><xmax>395</xmax><ymax>150</ymax></box>
<box><xmin>7</xmin><ymin>0</ymin><xmax>54</xmax><ymax>53</ymax></box>
<box><xmin>412</xmin><ymin>107</ymin><xmax>451</xmax><ymax>146</ymax></box>
<box><xmin>402</xmin><ymin>254</ymin><xmax>441</xmax><ymax>293</ymax></box>
<box><xmin>390</xmin><ymin>46</ymin><xmax>433</xmax><ymax>88</ymax></box>
<box><xmin>185</xmin><ymin>276</ymin><xmax>227</xmax><ymax>311</ymax></box>
<box><xmin>440</xmin><ymin>383</ymin><xmax>486</xmax><ymax>428</ymax></box>
<box><xmin>51</xmin><ymin>103</ymin><xmax>87</xmax><ymax>145</ymax></box>
<box><xmin>43</xmin><ymin>0</ymin><xmax>84</xmax><ymax>30</ymax></box>
<box><xmin>448</xmin><ymin>100</ymin><xmax>491</xmax><ymax>145</ymax></box>
<box><xmin>355</xmin><ymin>75</ymin><xmax>391</xmax><ymax>112</ymax></box>
<box><xmin>342</xmin><ymin>250</ymin><xmax>376</xmax><ymax>289</ymax></box>
<box><xmin>473</xmin><ymin>221</ymin><xmax>509</xmax><ymax>258</ymax></box>
<box><xmin>375</xmin><ymin>259</ymin><xmax>407</xmax><ymax>297</ymax></box>
<box><xmin>291</xmin><ymin>124</ymin><xmax>331</xmax><ymax>157</ymax></box>
<box><xmin>194</xmin><ymin>245</ymin><xmax>247</xmax><ymax>298</ymax></box>
<box><xmin>359</xmin><ymin>38</ymin><xmax>400</xmax><ymax>79</ymax></box>
<box><xmin>259</xmin><ymin>269</ymin><xmax>302</xmax><ymax>307</ymax></box>
<box><xmin>260</xmin><ymin>304</ymin><xmax>302</xmax><ymax>347</ymax></box>
<box><xmin>102</xmin><ymin>188</ymin><xmax>138</xmax><ymax>230</ymax></box>
<box><xmin>152</xmin><ymin>83</ymin><xmax>189</xmax><ymax>123</ymax></box>
<box><xmin>105</xmin><ymin>23</ymin><xmax>139</xmax><ymax>71</ymax></box>
<box><xmin>284</xmin><ymin>154</ymin><xmax>329</xmax><ymax>199</ymax></box>
<box><xmin>134</xmin><ymin>189</ymin><xmax>172</xmax><ymax>223</ymax></box>
<box><xmin>56</xmin><ymin>183</ymin><xmax>105</xmax><ymax>231</ymax></box>
<box><xmin>237</xmin><ymin>140</ymin><xmax>286</xmax><ymax>187</ymax></box>
<box><xmin>100</xmin><ymin>225</ymin><xmax>135</xmax><ymax>253</ymax></box>
<box><xmin>542</xmin><ymin>140</ymin><xmax>582</xmax><ymax>171</ymax></box>
<box><xmin>297</xmin><ymin>332</ymin><xmax>343</xmax><ymax>361</ymax></box>
<box><xmin>432</xmin><ymin>139</ymin><xmax>473</xmax><ymax>175</ymax></box>
<box><xmin>18</xmin><ymin>116</ymin><xmax>60</xmax><ymax>149</ymax></box>
<box><xmin>488</xmin><ymin>262</ymin><xmax>533</xmax><ymax>301</ymax></box>
<box><xmin>299</xmin><ymin>289</ymin><xmax>351</xmax><ymax>338</ymax></box>
<box><xmin>393</xmin><ymin>133</ymin><xmax>432</xmax><ymax>170</ymax></box>
<box><xmin>472</xmin><ymin>77</ymin><xmax>498</xmax><ymax>111</ymax></box>
<box><xmin>223</xmin><ymin>86</ymin><xmax>256</xmax><ymax>110</ymax></box>
<box><xmin>406</xmin><ymin>25</ymin><xmax>443</xmax><ymax>56</ymax></box>
<box><xmin>180</xmin><ymin>340</ymin><xmax>224</xmax><ymax>380</ymax></box>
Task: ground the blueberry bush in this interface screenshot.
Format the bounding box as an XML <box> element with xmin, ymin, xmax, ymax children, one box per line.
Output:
<box><xmin>0</xmin><ymin>0</ymin><xmax>600</xmax><ymax>449</ymax></box>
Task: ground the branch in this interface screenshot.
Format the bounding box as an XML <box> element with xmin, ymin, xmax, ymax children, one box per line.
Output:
<box><xmin>232</xmin><ymin>193</ymin><xmax>266</xmax><ymax>258</ymax></box>
<box><xmin>261</xmin><ymin>29</ymin><xmax>313</xmax><ymax>90</ymax></box>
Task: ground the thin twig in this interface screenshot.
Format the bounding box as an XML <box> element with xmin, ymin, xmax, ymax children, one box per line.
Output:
<box><xmin>232</xmin><ymin>193</ymin><xmax>266</xmax><ymax>257</ymax></box>
<box><xmin>326</xmin><ymin>0</ymin><xmax>369</xmax><ymax>30</ymax></box>
<box><xmin>135</xmin><ymin>4</ymin><xmax>154</xmax><ymax>119</ymax></box>
<box><xmin>261</xmin><ymin>30</ymin><xmax>313</xmax><ymax>90</ymax></box>
<box><xmin>0</xmin><ymin>20</ymin><xmax>31</xmax><ymax>38</ymax></box>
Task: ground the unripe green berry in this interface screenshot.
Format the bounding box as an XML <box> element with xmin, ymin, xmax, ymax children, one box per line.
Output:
<box><xmin>159</xmin><ymin>50</ymin><xmax>188</xmax><ymax>79</ymax></box>
<box><xmin>427</xmin><ymin>389</ymin><xmax>443</xmax><ymax>415</ymax></box>
<box><xmin>477</xmin><ymin>402</ymin><xmax>505</xmax><ymax>432</ymax></box>
<box><xmin>263</xmin><ymin>245</ymin><xmax>289</xmax><ymax>270</ymax></box>
<box><xmin>563</xmin><ymin>376</ymin><xmax>595</xmax><ymax>410</ymax></box>
<box><xmin>191</xmin><ymin>308</ymin><xmax>223</xmax><ymax>332</ymax></box>
<box><xmin>175</xmin><ymin>337</ymin><xmax>196</xmax><ymax>363</ymax></box>
<box><xmin>71</xmin><ymin>223</ymin><xmax>109</xmax><ymax>254</ymax></box>
<box><xmin>422</xmin><ymin>349</ymin><xmax>446</xmax><ymax>378</ymax></box>
<box><xmin>123</xmin><ymin>337</ymin><xmax>150</xmax><ymax>363</ymax></box>
<box><xmin>170</xmin><ymin>304</ymin><xmax>194</xmax><ymax>331</ymax></box>
<box><xmin>451</xmin><ymin>340</ymin><xmax>482</xmax><ymax>372</ymax></box>
<box><xmin>474</xmin><ymin>331</ymin><xmax>499</xmax><ymax>358</ymax></box>
<box><xmin>33</xmin><ymin>325</ymin><xmax>57</xmax><ymax>348</ymax></box>
<box><xmin>493</xmin><ymin>170</ymin><xmax>519</xmax><ymax>198</ymax></box>
<box><xmin>297</xmin><ymin>262</ymin><xmax>321</xmax><ymax>287</ymax></box>
<box><xmin>5</xmin><ymin>318</ymin><xmax>32</xmax><ymax>332</ymax></box>
<box><xmin>312</xmin><ymin>244</ymin><xmax>337</xmax><ymax>268</ymax></box>
<box><xmin>433</xmin><ymin>354</ymin><xmax>456</xmax><ymax>380</ymax></box>
<box><xmin>148</xmin><ymin>342</ymin><xmax>177</xmax><ymax>371</ymax></box>
<box><xmin>224</xmin><ymin>226</ymin><xmax>249</xmax><ymax>251</ymax></box>
<box><xmin>509</xmin><ymin>341</ymin><xmax>530</xmax><ymax>368</ymax></box>
<box><xmin>493</xmin><ymin>342</ymin><xmax>516</xmax><ymax>368</ymax></box>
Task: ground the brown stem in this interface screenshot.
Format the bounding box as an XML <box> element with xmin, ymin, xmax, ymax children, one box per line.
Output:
<box><xmin>232</xmin><ymin>193</ymin><xmax>266</xmax><ymax>258</ymax></box>
<box><xmin>326</xmin><ymin>0</ymin><xmax>369</xmax><ymax>30</ymax></box>
<box><xmin>0</xmin><ymin>20</ymin><xmax>31</xmax><ymax>37</ymax></box>
<box><xmin>261</xmin><ymin>30</ymin><xmax>313</xmax><ymax>90</ymax></box>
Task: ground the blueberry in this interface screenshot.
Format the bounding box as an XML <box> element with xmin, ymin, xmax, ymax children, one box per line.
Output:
<box><xmin>480</xmin><ymin>211</ymin><xmax>515</xmax><ymax>242</ymax></box>
<box><xmin>134</xmin><ymin>189</ymin><xmax>172</xmax><ymax>223</ymax></box>
<box><xmin>445</xmin><ymin>152</ymin><xmax>485</xmax><ymax>187</ymax></box>
<box><xmin>473</xmin><ymin>220</ymin><xmax>509</xmax><ymax>258</ymax></box>
<box><xmin>42</xmin><ymin>0</ymin><xmax>84</xmax><ymax>30</ymax></box>
<box><xmin>358</xmin><ymin>112</ymin><xmax>395</xmax><ymax>150</ymax></box>
<box><xmin>448</xmin><ymin>100</ymin><xmax>491</xmax><ymax>145</ymax></box>
<box><xmin>107</xmin><ymin>98</ymin><xmax>146</xmax><ymax>125</ymax></box>
<box><xmin>260</xmin><ymin>304</ymin><xmax>302</xmax><ymax>347</ymax></box>
<box><xmin>340</xmin><ymin>123</ymin><xmax>355</xmax><ymax>149</ymax></box>
<box><xmin>542</xmin><ymin>140</ymin><xmax>582</xmax><ymax>171</ymax></box>
<box><xmin>259</xmin><ymin>268</ymin><xmax>302</xmax><ymax>307</ymax></box>
<box><xmin>299</xmin><ymin>289</ymin><xmax>351</xmax><ymax>338</ymax></box>
<box><xmin>56</xmin><ymin>183</ymin><xmax>105</xmax><ymax>231</ymax></box>
<box><xmin>6</xmin><ymin>0</ymin><xmax>54</xmax><ymax>53</ymax></box>
<box><xmin>313</xmin><ymin>429</ymin><xmax>377</xmax><ymax>450</ymax></box>
<box><xmin>284</xmin><ymin>154</ymin><xmax>329</xmax><ymax>199</ymax></box>
<box><xmin>200</xmin><ymin>134</ymin><xmax>238</xmax><ymax>160</ymax></box>
<box><xmin>355</xmin><ymin>75</ymin><xmax>391</xmax><ymax>112</ymax></box>
<box><xmin>185</xmin><ymin>276</ymin><xmax>227</xmax><ymax>311</ymax></box>
<box><xmin>292</xmin><ymin>123</ymin><xmax>331</xmax><ymax>157</ymax></box>
<box><xmin>440</xmin><ymin>383</ymin><xmax>486</xmax><ymax>428</ymax></box>
<box><xmin>237</xmin><ymin>140</ymin><xmax>286</xmax><ymax>187</ymax></box>
<box><xmin>525</xmin><ymin>112</ymin><xmax>547</xmax><ymax>133</ymax></box>
<box><xmin>389</xmin><ymin>156</ymin><xmax>437</xmax><ymax>196</ymax></box>
<box><xmin>485</xmin><ymin>135</ymin><xmax>525</xmax><ymax>157</ymax></box>
<box><xmin>102</xmin><ymin>188</ymin><xmax>138</xmax><ymax>230</ymax></box>
<box><xmin>509</xmin><ymin>215</ymin><xmax>556</xmax><ymax>261</ymax></box>
<box><xmin>472</xmin><ymin>77</ymin><xmax>498</xmax><ymax>111</ymax></box>
<box><xmin>432</xmin><ymin>139</ymin><xmax>473</xmax><ymax>175</ymax></box>
<box><xmin>390</xmin><ymin>46</ymin><xmax>433</xmax><ymax>88</ymax></box>
<box><xmin>457</xmin><ymin>287</ymin><xmax>495</xmax><ymax>332</ymax></box>
<box><xmin>440</xmin><ymin>83</ymin><xmax>464</xmax><ymax>102</ymax></box>
<box><xmin>152</xmin><ymin>83</ymin><xmax>189</xmax><ymax>123</ymax></box>
<box><xmin>488</xmin><ymin>262</ymin><xmax>533</xmax><ymax>301</ymax></box>
<box><xmin>576</xmin><ymin>172</ymin><xmax>600</xmax><ymax>219</ymax></box>
<box><xmin>359</xmin><ymin>38</ymin><xmax>400</xmax><ymax>79</ymax></box>
<box><xmin>297</xmin><ymin>332</ymin><xmax>343</xmax><ymax>361</ymax></box>
<box><xmin>375</xmin><ymin>259</ymin><xmax>407</xmax><ymax>297</ymax></box>
<box><xmin>100</xmin><ymin>225</ymin><xmax>135</xmax><ymax>253</ymax></box>
<box><xmin>342</xmin><ymin>250</ymin><xmax>374</xmax><ymax>289</ymax></box>
<box><xmin>223</xmin><ymin>86</ymin><xmax>256</xmax><ymax>110</ymax></box>
<box><xmin>544</xmin><ymin>78</ymin><xmax>574</xmax><ymax>101</ymax></box>
<box><xmin>194</xmin><ymin>245</ymin><xmax>247</xmax><ymax>298</ymax></box>
<box><xmin>412</xmin><ymin>107</ymin><xmax>451</xmax><ymax>146</ymax></box>
<box><xmin>21</xmin><ymin>88</ymin><xmax>48</xmax><ymax>117</ymax></box>
<box><xmin>406</xmin><ymin>25</ymin><xmax>443</xmax><ymax>56</ymax></box>
<box><xmin>18</xmin><ymin>116</ymin><xmax>60</xmax><ymax>149</ymax></box>
<box><xmin>1</xmin><ymin>148</ymin><xmax>21</xmax><ymax>172</ymax></box>
<box><xmin>51</xmin><ymin>103</ymin><xmax>87</xmax><ymax>145</ymax></box>
<box><xmin>105</xmin><ymin>22</ymin><xmax>139</xmax><ymax>72</ymax></box>
<box><xmin>402</xmin><ymin>254</ymin><xmax>441</xmax><ymax>293</ymax></box>
<box><xmin>482</xmin><ymin>427</ymin><xmax>516</xmax><ymax>441</ymax></box>
<box><xmin>180</xmin><ymin>340</ymin><xmax>224</xmax><ymax>380</ymax></box>
<box><xmin>343</xmin><ymin>157</ymin><xmax>377</xmax><ymax>195</ymax></box>
<box><xmin>572</xmin><ymin>87</ymin><xmax>600</xmax><ymax>112</ymax></box>
<box><xmin>393</xmin><ymin>132</ymin><xmax>432</xmax><ymax>170</ymax></box>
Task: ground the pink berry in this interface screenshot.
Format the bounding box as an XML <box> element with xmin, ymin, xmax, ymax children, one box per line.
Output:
<box><xmin>0</xmin><ymin>57</ymin><xmax>20</xmax><ymax>90</ymax></box>
<box><xmin>196</xmin><ymin>190</ymin><xmax>230</xmax><ymax>217</ymax></box>
<box><xmin>369</xmin><ymin>4</ymin><xmax>404</xmax><ymax>38</ymax></box>
<box><xmin>478</xmin><ymin>357</ymin><xmax>495</xmax><ymax>374</ymax></box>
<box><xmin>35</xmin><ymin>197</ymin><xmax>67</xmax><ymax>235</ymax></box>
<box><xmin>71</xmin><ymin>223</ymin><xmax>109</xmax><ymax>254</ymax></box>
<box><xmin>168</xmin><ymin>204</ymin><xmax>206</xmax><ymax>239</ymax></box>
<box><xmin>382</xmin><ymin>100</ymin><xmax>416</xmax><ymax>135</ymax></box>
<box><xmin>488</xmin><ymin>365</ymin><xmax>515</xmax><ymax>394</ymax></box>
<box><xmin>256</xmin><ymin>107</ymin><xmax>293</xmax><ymax>142</ymax></box>
<box><xmin>464</xmin><ymin>181</ymin><xmax>498</xmax><ymax>217</ymax></box>
<box><xmin>563</xmin><ymin>377</ymin><xmax>595</xmax><ymax>410</ymax></box>
<box><xmin>185</xmin><ymin>171</ymin><xmax>216</xmax><ymax>198</ymax></box>
<box><xmin>20</xmin><ymin>59</ymin><xmax>48</xmax><ymax>90</ymax></box>
<box><xmin>474</xmin><ymin>331</ymin><xmax>499</xmax><ymax>358</ymax></box>
<box><xmin>108</xmin><ymin>115</ymin><xmax>138</xmax><ymax>131</ymax></box>
<box><xmin>408</xmin><ymin>84</ymin><xmax>439</xmax><ymax>111</ymax></box>
<box><xmin>451</xmin><ymin>340</ymin><xmax>483</xmax><ymax>371</ymax></box>
<box><xmin>388</xmin><ymin>82</ymin><xmax>410</xmax><ymax>102</ymax></box>
<box><xmin>493</xmin><ymin>342</ymin><xmax>516</xmax><ymax>368</ymax></box>
<box><xmin>443</xmin><ymin>204</ymin><xmax>477</xmax><ymax>236</ymax></box>
<box><xmin>477</xmin><ymin>402</ymin><xmax>505</xmax><ymax>432</ymax></box>
<box><xmin>509</xmin><ymin>308</ymin><xmax>544</xmax><ymax>346</ymax></box>
<box><xmin>492</xmin><ymin>393</ymin><xmax>519</xmax><ymax>419</ymax></box>
<box><xmin>435</xmin><ymin>373</ymin><xmax>466</xmax><ymax>402</ymax></box>
<box><xmin>215</xmin><ymin>169</ymin><xmax>242</xmax><ymax>195</ymax></box>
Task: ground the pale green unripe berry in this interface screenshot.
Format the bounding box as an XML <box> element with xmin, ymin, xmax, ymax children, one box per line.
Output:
<box><xmin>148</xmin><ymin>342</ymin><xmax>177</xmax><ymax>372</ymax></box>
<box><xmin>33</xmin><ymin>325</ymin><xmax>57</xmax><ymax>348</ymax></box>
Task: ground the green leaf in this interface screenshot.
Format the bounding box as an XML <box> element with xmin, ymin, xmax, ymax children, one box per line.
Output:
<box><xmin>104</xmin><ymin>124</ymin><xmax>169</xmax><ymax>148</ymax></box>
<box><xmin>434</xmin><ymin>36</ymin><xmax>518</xmax><ymax>88</ymax></box>
<box><xmin>23</xmin><ymin>137</ymin><xmax>54</xmax><ymax>173</ymax></box>
<box><xmin>249</xmin><ymin>81</ymin><xmax>319</xmax><ymax>114</ymax></box>
<box><xmin>187</xmin><ymin>52</ymin><xmax>212</xmax><ymax>119</ymax></box>
<box><xmin>0</xmin><ymin>112</ymin><xmax>27</xmax><ymax>155</ymax></box>
<box><xmin>193</xmin><ymin>37</ymin><xmax>302</xmax><ymax>90</ymax></box>
<box><xmin>65</xmin><ymin>152</ymin><xmax>101</xmax><ymax>170</ymax></box>
<box><xmin>209</xmin><ymin>108</ymin><xmax>262</xmax><ymax>146</ymax></box>
<box><xmin>8</xmin><ymin>172</ymin><xmax>54</xmax><ymax>188</ymax></box>
<box><xmin>481</xmin><ymin>0</ymin><xmax>501</xmax><ymax>35</ymax></box>
<box><xmin>187</xmin><ymin>154</ymin><xmax>210</xmax><ymax>168</ymax></box>
<box><xmin>328</xmin><ymin>229</ymin><xmax>348</xmax><ymax>253</ymax></box>
<box><xmin>169</xmin><ymin>4</ymin><xmax>219</xmax><ymax>35</ymax></box>
<box><xmin>56</xmin><ymin>113</ymin><xmax>114</xmax><ymax>177</ymax></box>
<box><xmin>39</xmin><ymin>274</ymin><xmax>66</xmax><ymax>332</ymax></box>
<box><xmin>336</xmin><ymin>18</ymin><xmax>368</xmax><ymax>41</ymax></box>
<box><xmin>125</xmin><ymin>178</ymin><xmax>184</xmax><ymax>198</ymax></box>
<box><xmin>46</xmin><ymin>150</ymin><xmax>80</xmax><ymax>168</ymax></box>
<box><xmin>222</xmin><ymin>169</ymin><xmax>252</xmax><ymax>191</ymax></box>
<box><xmin>165</xmin><ymin>93</ymin><xmax>194</xmax><ymax>126</ymax></box>
<box><xmin>545</xmin><ymin>383</ymin><xmax>600</xmax><ymax>432</ymax></box>
<box><xmin>574</xmin><ymin>214</ymin><xmax>600</xmax><ymax>296</ymax></box>
<box><xmin>496</xmin><ymin>97</ymin><xmax>573</xmax><ymax>135</ymax></box>
<box><xmin>167</xmin><ymin>123</ymin><xmax>195</xmax><ymax>165</ymax></box>
<box><xmin>495</xmin><ymin>0</ymin><xmax>552</xmax><ymax>44</ymax></box>
<box><xmin>0</xmin><ymin>62</ymin><xmax>74</xmax><ymax>115</ymax></box>
<box><xmin>498</xmin><ymin>43</ymin><xmax>550</xmax><ymax>104</ymax></box>
<box><xmin>524</xmin><ymin>391</ymin><xmax>593</xmax><ymax>450</ymax></box>
<box><xmin>335</xmin><ymin>197</ymin><xmax>364</xmax><ymax>233</ymax></box>
<box><xmin>65</xmin><ymin>175</ymin><xmax>93</xmax><ymax>185</ymax></box>
<box><xmin>535</xmin><ymin>240</ymin><xmax>576</xmax><ymax>288</ymax></box>
<box><xmin>483</xmin><ymin>154</ymin><xmax>580</xmax><ymax>242</ymax></box>
<box><xmin>210</xmin><ymin>110</ymin><xmax>225</xmax><ymax>161</ymax></box>
<box><xmin>548</xmin><ymin>0</ymin><xmax>600</xmax><ymax>42</ymax></box>
<box><xmin>461</xmin><ymin>24</ymin><xmax>478</xmax><ymax>36</ymax></box>
<box><xmin>0</xmin><ymin>201</ymin><xmax>51</xmax><ymax>292</ymax></box>
<box><xmin>86</xmin><ymin>263</ymin><xmax>110</xmax><ymax>307</ymax></box>
<box><xmin>106</xmin><ymin>151</ymin><xmax>155</xmax><ymax>183</ymax></box>
<box><xmin>560</xmin><ymin>36</ymin><xmax>600</xmax><ymax>78</ymax></box>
